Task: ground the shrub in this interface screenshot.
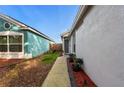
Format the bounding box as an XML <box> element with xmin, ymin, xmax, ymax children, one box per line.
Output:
<box><xmin>72</xmin><ymin>63</ymin><xmax>81</xmax><ymax>72</ymax></box>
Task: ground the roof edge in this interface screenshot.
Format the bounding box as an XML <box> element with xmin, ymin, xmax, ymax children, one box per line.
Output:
<box><xmin>69</xmin><ymin>5</ymin><xmax>92</xmax><ymax>37</ymax></box>
<box><xmin>0</xmin><ymin>13</ymin><xmax>55</xmax><ymax>42</ymax></box>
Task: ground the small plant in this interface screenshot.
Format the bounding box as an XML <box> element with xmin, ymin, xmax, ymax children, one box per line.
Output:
<box><xmin>68</xmin><ymin>53</ymin><xmax>76</xmax><ymax>62</ymax></box>
<box><xmin>72</xmin><ymin>58</ymin><xmax>83</xmax><ymax>72</ymax></box>
<box><xmin>72</xmin><ymin>63</ymin><xmax>81</xmax><ymax>72</ymax></box>
<box><xmin>75</xmin><ymin>58</ymin><xmax>83</xmax><ymax>64</ymax></box>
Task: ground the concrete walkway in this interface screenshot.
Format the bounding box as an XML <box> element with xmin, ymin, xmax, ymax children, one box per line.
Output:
<box><xmin>42</xmin><ymin>56</ymin><xmax>71</xmax><ymax>87</ymax></box>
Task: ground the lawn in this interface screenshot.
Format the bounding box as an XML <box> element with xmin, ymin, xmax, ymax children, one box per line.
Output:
<box><xmin>0</xmin><ymin>51</ymin><xmax>60</xmax><ymax>87</ymax></box>
<box><xmin>42</xmin><ymin>52</ymin><xmax>59</xmax><ymax>64</ymax></box>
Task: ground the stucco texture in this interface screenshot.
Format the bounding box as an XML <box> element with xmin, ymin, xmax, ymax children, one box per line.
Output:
<box><xmin>75</xmin><ymin>6</ymin><xmax>124</xmax><ymax>86</ymax></box>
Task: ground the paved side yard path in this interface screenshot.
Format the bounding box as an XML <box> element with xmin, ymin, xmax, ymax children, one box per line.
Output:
<box><xmin>42</xmin><ymin>56</ymin><xmax>71</xmax><ymax>87</ymax></box>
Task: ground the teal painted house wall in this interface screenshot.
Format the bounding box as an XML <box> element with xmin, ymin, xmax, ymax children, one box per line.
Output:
<box><xmin>0</xmin><ymin>17</ymin><xmax>52</xmax><ymax>58</ymax></box>
<box><xmin>0</xmin><ymin>18</ymin><xmax>20</xmax><ymax>31</ymax></box>
<box><xmin>26</xmin><ymin>31</ymin><xmax>50</xmax><ymax>57</ymax></box>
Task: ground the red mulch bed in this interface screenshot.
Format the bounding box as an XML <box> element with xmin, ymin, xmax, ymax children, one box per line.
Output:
<box><xmin>67</xmin><ymin>60</ymin><xmax>97</xmax><ymax>87</ymax></box>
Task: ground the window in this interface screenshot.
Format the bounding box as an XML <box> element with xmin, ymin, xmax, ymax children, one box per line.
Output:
<box><xmin>0</xmin><ymin>45</ymin><xmax>7</xmax><ymax>52</ymax></box>
<box><xmin>0</xmin><ymin>36</ymin><xmax>7</xmax><ymax>43</ymax></box>
<box><xmin>0</xmin><ymin>36</ymin><xmax>7</xmax><ymax>52</ymax></box>
<box><xmin>9</xmin><ymin>35</ymin><xmax>22</xmax><ymax>52</ymax></box>
<box><xmin>0</xmin><ymin>35</ymin><xmax>23</xmax><ymax>52</ymax></box>
<box><xmin>9</xmin><ymin>36</ymin><xmax>22</xmax><ymax>43</ymax></box>
<box><xmin>9</xmin><ymin>45</ymin><xmax>22</xmax><ymax>52</ymax></box>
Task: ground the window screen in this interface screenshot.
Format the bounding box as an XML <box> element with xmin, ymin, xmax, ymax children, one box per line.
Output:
<box><xmin>0</xmin><ymin>35</ymin><xmax>23</xmax><ymax>52</ymax></box>
<box><xmin>9</xmin><ymin>36</ymin><xmax>22</xmax><ymax>43</ymax></box>
<box><xmin>0</xmin><ymin>36</ymin><xmax>7</xmax><ymax>44</ymax></box>
<box><xmin>9</xmin><ymin>35</ymin><xmax>22</xmax><ymax>52</ymax></box>
<box><xmin>0</xmin><ymin>36</ymin><xmax>7</xmax><ymax>52</ymax></box>
<box><xmin>0</xmin><ymin>45</ymin><xmax>7</xmax><ymax>52</ymax></box>
<box><xmin>9</xmin><ymin>45</ymin><xmax>22</xmax><ymax>52</ymax></box>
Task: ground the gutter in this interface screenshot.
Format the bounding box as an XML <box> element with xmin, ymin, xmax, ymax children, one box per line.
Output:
<box><xmin>20</xmin><ymin>28</ymin><xmax>55</xmax><ymax>43</ymax></box>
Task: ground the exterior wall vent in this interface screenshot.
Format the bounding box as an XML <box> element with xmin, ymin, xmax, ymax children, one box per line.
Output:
<box><xmin>4</xmin><ymin>22</ymin><xmax>11</xmax><ymax>30</ymax></box>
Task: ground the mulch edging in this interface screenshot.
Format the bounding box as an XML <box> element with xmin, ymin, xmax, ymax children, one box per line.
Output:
<box><xmin>67</xmin><ymin>59</ymin><xmax>77</xmax><ymax>87</ymax></box>
<box><xmin>67</xmin><ymin>59</ymin><xmax>97</xmax><ymax>87</ymax></box>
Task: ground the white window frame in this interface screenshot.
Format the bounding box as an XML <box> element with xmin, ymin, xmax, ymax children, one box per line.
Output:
<box><xmin>0</xmin><ymin>31</ymin><xmax>24</xmax><ymax>59</ymax></box>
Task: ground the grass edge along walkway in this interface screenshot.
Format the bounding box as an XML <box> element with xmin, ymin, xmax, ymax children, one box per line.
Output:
<box><xmin>42</xmin><ymin>56</ymin><xmax>71</xmax><ymax>87</ymax></box>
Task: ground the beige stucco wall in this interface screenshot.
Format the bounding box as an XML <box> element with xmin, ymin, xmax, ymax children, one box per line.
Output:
<box><xmin>75</xmin><ymin>5</ymin><xmax>124</xmax><ymax>86</ymax></box>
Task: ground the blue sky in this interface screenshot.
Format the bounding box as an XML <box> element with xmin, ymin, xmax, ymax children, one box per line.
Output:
<box><xmin>0</xmin><ymin>5</ymin><xmax>79</xmax><ymax>43</ymax></box>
